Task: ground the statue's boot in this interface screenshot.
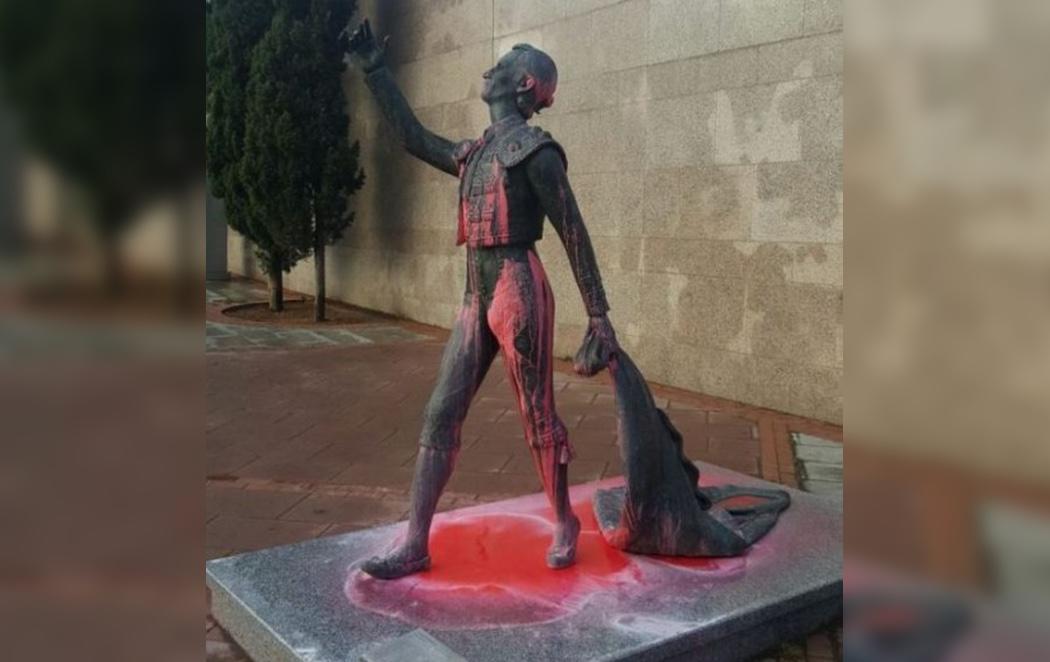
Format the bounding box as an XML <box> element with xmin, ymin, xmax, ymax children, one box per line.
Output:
<box><xmin>531</xmin><ymin>445</ymin><xmax>580</xmax><ymax>569</ymax></box>
<box><xmin>360</xmin><ymin>446</ymin><xmax>456</xmax><ymax>580</ymax></box>
<box><xmin>360</xmin><ymin>551</ymin><xmax>431</xmax><ymax>579</ymax></box>
<box><xmin>547</xmin><ymin>509</ymin><xmax>581</xmax><ymax>569</ymax></box>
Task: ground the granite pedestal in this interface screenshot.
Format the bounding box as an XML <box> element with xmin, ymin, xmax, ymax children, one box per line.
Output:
<box><xmin>207</xmin><ymin>462</ymin><xmax>841</xmax><ymax>661</ymax></box>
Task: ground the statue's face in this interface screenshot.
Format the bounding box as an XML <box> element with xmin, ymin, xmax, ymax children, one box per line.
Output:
<box><xmin>481</xmin><ymin>50</ymin><xmax>524</xmax><ymax>105</ymax></box>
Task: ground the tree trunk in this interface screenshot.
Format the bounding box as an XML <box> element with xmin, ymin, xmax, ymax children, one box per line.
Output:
<box><xmin>268</xmin><ymin>266</ymin><xmax>284</xmax><ymax>312</ymax></box>
<box><xmin>314</xmin><ymin>219</ymin><xmax>325</xmax><ymax>322</ymax></box>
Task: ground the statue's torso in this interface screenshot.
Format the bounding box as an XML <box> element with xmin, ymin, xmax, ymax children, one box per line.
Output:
<box><xmin>454</xmin><ymin>121</ymin><xmax>565</xmax><ymax>248</ymax></box>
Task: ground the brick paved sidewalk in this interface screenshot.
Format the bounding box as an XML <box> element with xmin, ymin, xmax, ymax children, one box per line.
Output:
<box><xmin>205</xmin><ymin>302</ymin><xmax>842</xmax><ymax>661</ymax></box>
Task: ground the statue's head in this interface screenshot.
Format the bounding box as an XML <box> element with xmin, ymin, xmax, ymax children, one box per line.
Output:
<box><xmin>481</xmin><ymin>44</ymin><xmax>558</xmax><ymax>119</ymax></box>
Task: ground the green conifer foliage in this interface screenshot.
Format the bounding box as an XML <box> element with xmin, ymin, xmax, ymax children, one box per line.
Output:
<box><xmin>206</xmin><ymin>0</ymin><xmax>294</xmax><ymax>310</ymax></box>
<box><xmin>241</xmin><ymin>0</ymin><xmax>364</xmax><ymax>320</ymax></box>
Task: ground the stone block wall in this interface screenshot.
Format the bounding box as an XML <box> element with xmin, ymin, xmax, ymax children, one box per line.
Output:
<box><xmin>228</xmin><ymin>0</ymin><xmax>843</xmax><ymax>423</ymax></box>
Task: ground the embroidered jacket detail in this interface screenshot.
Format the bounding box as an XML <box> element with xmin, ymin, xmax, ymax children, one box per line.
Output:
<box><xmin>454</xmin><ymin>124</ymin><xmax>563</xmax><ymax>248</ymax></box>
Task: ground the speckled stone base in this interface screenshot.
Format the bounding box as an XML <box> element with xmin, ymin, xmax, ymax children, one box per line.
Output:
<box><xmin>206</xmin><ymin>463</ymin><xmax>841</xmax><ymax>662</ymax></box>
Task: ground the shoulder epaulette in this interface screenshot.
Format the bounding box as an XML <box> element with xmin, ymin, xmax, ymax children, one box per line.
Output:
<box><xmin>496</xmin><ymin>125</ymin><xmax>567</xmax><ymax>170</ymax></box>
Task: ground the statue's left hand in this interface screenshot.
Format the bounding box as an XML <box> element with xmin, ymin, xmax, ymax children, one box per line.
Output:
<box><xmin>573</xmin><ymin>314</ymin><xmax>619</xmax><ymax>377</ymax></box>
<box><xmin>588</xmin><ymin>314</ymin><xmax>619</xmax><ymax>350</ymax></box>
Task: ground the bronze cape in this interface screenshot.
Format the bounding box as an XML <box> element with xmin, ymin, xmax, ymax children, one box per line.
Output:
<box><xmin>575</xmin><ymin>328</ymin><xmax>791</xmax><ymax>557</ymax></box>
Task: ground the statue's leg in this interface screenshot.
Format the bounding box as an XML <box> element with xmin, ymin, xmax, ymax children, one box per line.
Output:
<box><xmin>361</xmin><ymin>296</ymin><xmax>498</xmax><ymax>579</ymax></box>
<box><xmin>531</xmin><ymin>449</ymin><xmax>579</xmax><ymax>568</ymax></box>
<box><xmin>487</xmin><ymin>251</ymin><xmax>580</xmax><ymax>569</ymax></box>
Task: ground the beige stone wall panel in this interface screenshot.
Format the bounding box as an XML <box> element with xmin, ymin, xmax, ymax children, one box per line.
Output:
<box><xmin>720</xmin><ymin>0</ymin><xmax>805</xmax><ymax>50</ymax></box>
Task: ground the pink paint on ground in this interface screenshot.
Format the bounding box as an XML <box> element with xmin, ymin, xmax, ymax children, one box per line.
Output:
<box><xmin>346</xmin><ymin>480</ymin><xmax>749</xmax><ymax>629</ymax></box>
<box><xmin>346</xmin><ymin>498</ymin><xmax>637</xmax><ymax>627</ymax></box>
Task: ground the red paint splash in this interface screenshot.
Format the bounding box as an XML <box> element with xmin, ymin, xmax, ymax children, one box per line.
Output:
<box><xmin>347</xmin><ymin>499</ymin><xmax>637</xmax><ymax>627</ymax></box>
<box><xmin>426</xmin><ymin>500</ymin><xmax>630</xmax><ymax>593</ymax></box>
<box><xmin>487</xmin><ymin>252</ymin><xmax>570</xmax><ymax>469</ymax></box>
<box><xmin>346</xmin><ymin>485</ymin><xmax>748</xmax><ymax>629</ymax></box>
<box><xmin>455</xmin><ymin>135</ymin><xmax>513</xmax><ymax>247</ymax></box>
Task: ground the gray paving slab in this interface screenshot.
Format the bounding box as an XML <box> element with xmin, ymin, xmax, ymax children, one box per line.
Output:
<box><xmin>206</xmin><ymin>281</ymin><xmax>274</xmax><ymax>305</ymax></box>
<box><xmin>791</xmin><ymin>433</ymin><xmax>843</xmax><ymax>501</ymax></box>
<box><xmin>794</xmin><ymin>443</ymin><xmax>842</xmax><ymax>465</ymax></box>
<box><xmin>802</xmin><ymin>462</ymin><xmax>843</xmax><ymax>482</ymax></box>
<box><xmin>802</xmin><ymin>480</ymin><xmax>843</xmax><ymax>496</ymax></box>
<box><xmin>207</xmin><ymin>463</ymin><xmax>842</xmax><ymax>662</ymax></box>
<box><xmin>205</xmin><ymin>322</ymin><xmax>429</xmax><ymax>353</ymax></box>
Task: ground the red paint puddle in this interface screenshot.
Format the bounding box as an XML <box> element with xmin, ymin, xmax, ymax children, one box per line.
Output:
<box><xmin>347</xmin><ymin>499</ymin><xmax>638</xmax><ymax>628</ymax></box>
<box><xmin>346</xmin><ymin>493</ymin><xmax>749</xmax><ymax>628</ymax></box>
<box><xmin>424</xmin><ymin>501</ymin><xmax>631</xmax><ymax>595</ymax></box>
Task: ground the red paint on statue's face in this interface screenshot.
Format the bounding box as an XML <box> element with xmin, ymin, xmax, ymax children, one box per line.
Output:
<box><xmin>346</xmin><ymin>480</ymin><xmax>751</xmax><ymax>629</ymax></box>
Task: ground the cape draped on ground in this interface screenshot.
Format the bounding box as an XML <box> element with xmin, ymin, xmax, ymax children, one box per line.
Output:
<box><xmin>574</xmin><ymin>326</ymin><xmax>790</xmax><ymax>557</ymax></box>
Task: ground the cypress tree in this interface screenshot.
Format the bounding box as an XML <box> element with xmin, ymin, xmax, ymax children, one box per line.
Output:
<box><xmin>206</xmin><ymin>0</ymin><xmax>295</xmax><ymax>311</ymax></box>
<box><xmin>241</xmin><ymin>0</ymin><xmax>364</xmax><ymax>321</ymax></box>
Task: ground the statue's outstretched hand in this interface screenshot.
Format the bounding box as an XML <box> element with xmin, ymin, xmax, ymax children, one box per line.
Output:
<box><xmin>346</xmin><ymin>18</ymin><xmax>388</xmax><ymax>72</ymax></box>
<box><xmin>573</xmin><ymin>314</ymin><xmax>620</xmax><ymax>377</ymax></box>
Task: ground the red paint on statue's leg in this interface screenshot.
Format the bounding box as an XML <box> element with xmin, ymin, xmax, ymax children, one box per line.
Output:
<box><xmin>526</xmin><ymin>251</ymin><xmax>568</xmax><ymax>454</ymax></box>
<box><xmin>487</xmin><ymin>254</ymin><xmax>580</xmax><ymax>570</ymax></box>
<box><xmin>529</xmin><ymin>445</ymin><xmax>558</xmax><ymax>505</ymax></box>
<box><xmin>486</xmin><ymin>260</ymin><xmax>534</xmax><ymax>426</ymax></box>
<box><xmin>487</xmin><ymin>255</ymin><xmax>569</xmax><ymax>494</ymax></box>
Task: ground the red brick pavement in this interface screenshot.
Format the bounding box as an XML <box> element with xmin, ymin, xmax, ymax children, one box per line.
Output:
<box><xmin>205</xmin><ymin>315</ymin><xmax>842</xmax><ymax>661</ymax></box>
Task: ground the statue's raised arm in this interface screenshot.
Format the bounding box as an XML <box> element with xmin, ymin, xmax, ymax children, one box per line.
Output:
<box><xmin>347</xmin><ymin>19</ymin><xmax>460</xmax><ymax>175</ymax></box>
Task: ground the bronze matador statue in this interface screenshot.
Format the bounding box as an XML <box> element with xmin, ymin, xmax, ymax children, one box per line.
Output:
<box><xmin>347</xmin><ymin>20</ymin><xmax>612</xmax><ymax>578</ymax></box>
<box><xmin>346</xmin><ymin>19</ymin><xmax>789</xmax><ymax>581</ymax></box>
